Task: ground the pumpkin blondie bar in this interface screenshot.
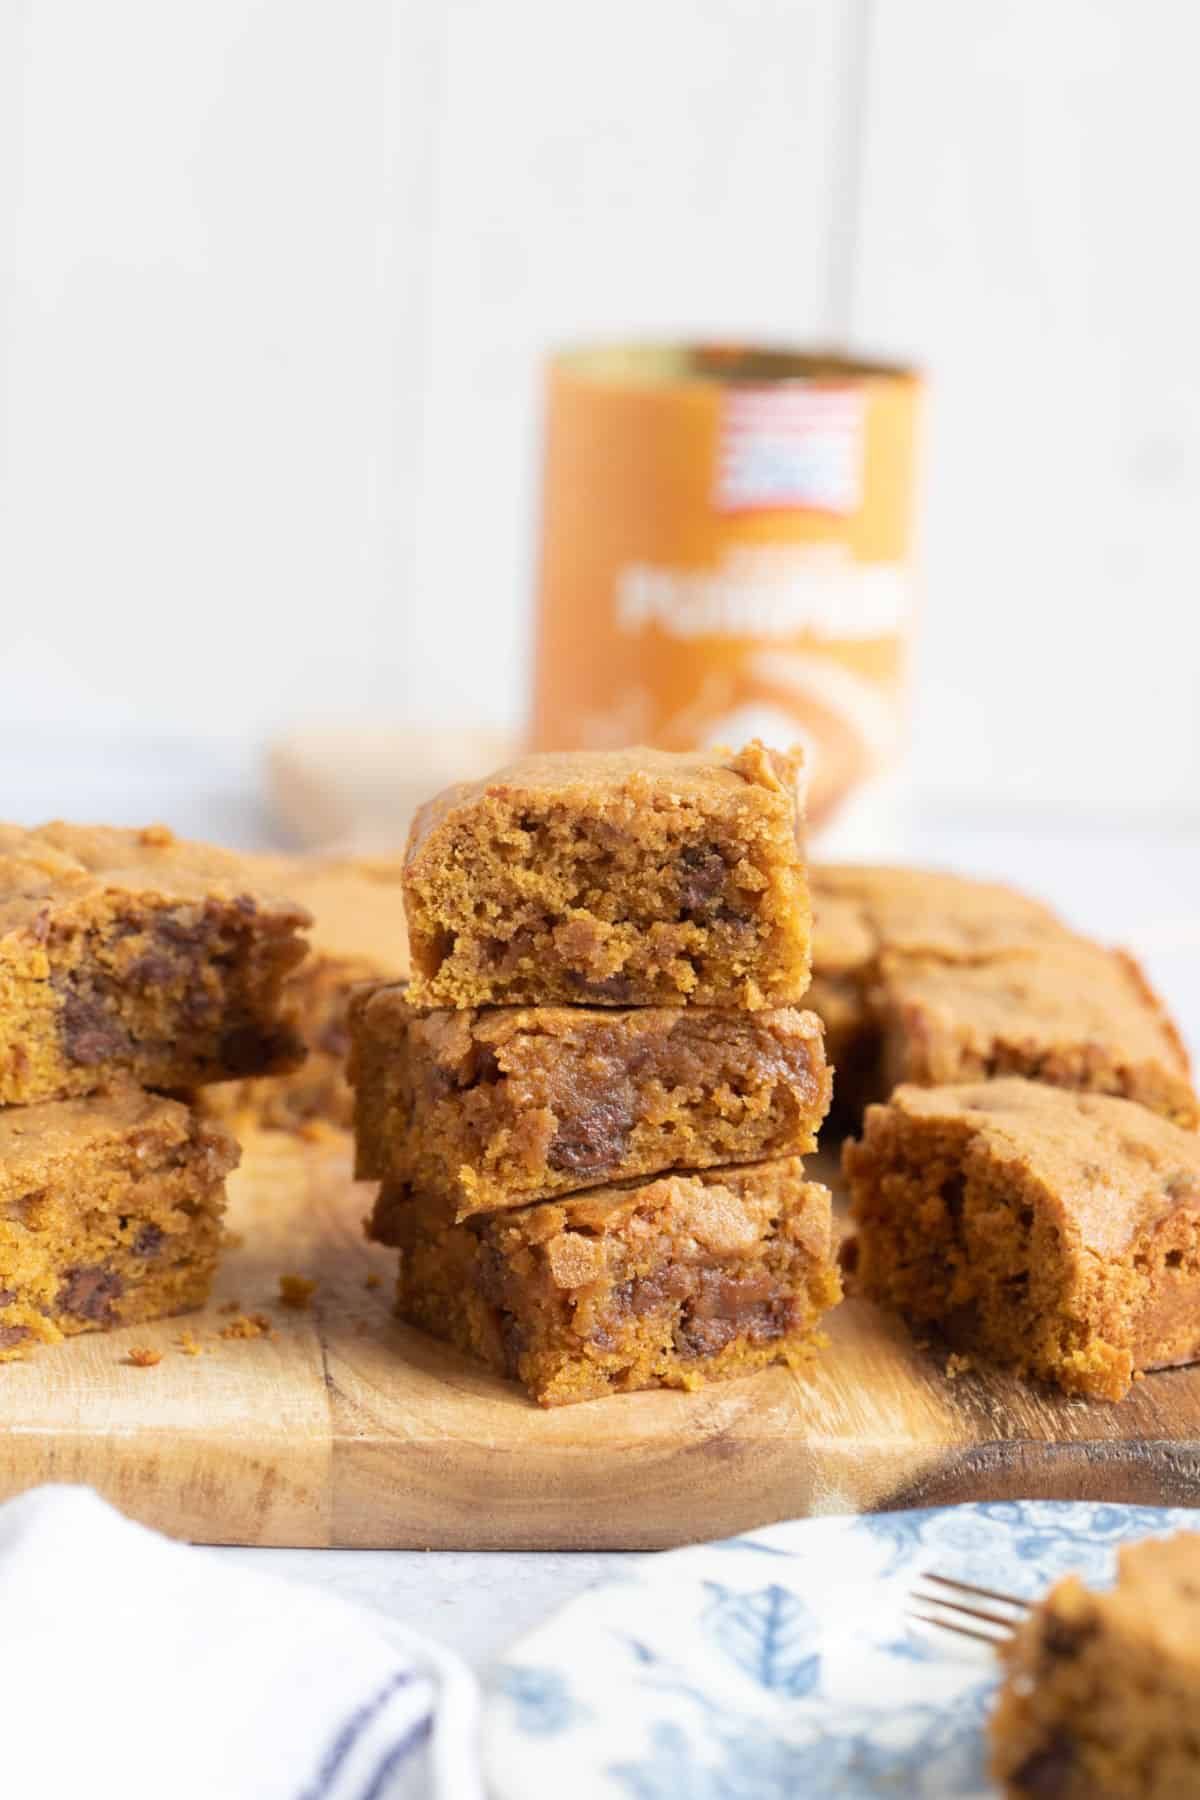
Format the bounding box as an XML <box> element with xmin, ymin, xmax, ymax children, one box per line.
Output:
<box><xmin>0</xmin><ymin>823</ymin><xmax>310</xmax><ymax>1104</ymax></box>
<box><xmin>0</xmin><ymin>1083</ymin><xmax>238</xmax><ymax>1357</ymax></box>
<box><xmin>377</xmin><ymin>1158</ymin><xmax>840</xmax><ymax>1406</ymax></box>
<box><xmin>844</xmin><ymin>1079</ymin><xmax>1200</xmax><ymax>1400</ymax></box>
<box><xmin>350</xmin><ymin>983</ymin><xmax>831</xmax><ymax>1215</ymax></box>
<box><xmin>877</xmin><ymin>942</ymin><xmax>1197</xmax><ymax>1126</ymax></box>
<box><xmin>402</xmin><ymin>742</ymin><xmax>810</xmax><ymax>1010</ymax></box>
<box><xmin>991</xmin><ymin>1533</ymin><xmax>1200</xmax><ymax>1797</ymax></box>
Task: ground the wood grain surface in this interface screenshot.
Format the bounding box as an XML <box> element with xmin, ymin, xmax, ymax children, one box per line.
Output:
<box><xmin>2</xmin><ymin>1131</ymin><xmax>1199</xmax><ymax>1549</ymax></box>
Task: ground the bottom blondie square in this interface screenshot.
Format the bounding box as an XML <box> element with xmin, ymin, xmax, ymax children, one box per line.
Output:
<box><xmin>0</xmin><ymin>1085</ymin><xmax>238</xmax><ymax>1357</ymax></box>
<box><xmin>991</xmin><ymin>1534</ymin><xmax>1200</xmax><ymax>1797</ymax></box>
<box><xmin>378</xmin><ymin>1159</ymin><xmax>841</xmax><ymax>1406</ymax></box>
<box><xmin>844</xmin><ymin>1079</ymin><xmax>1200</xmax><ymax>1401</ymax></box>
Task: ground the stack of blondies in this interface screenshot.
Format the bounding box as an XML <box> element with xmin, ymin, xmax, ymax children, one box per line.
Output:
<box><xmin>350</xmin><ymin>743</ymin><xmax>843</xmax><ymax>1405</ymax></box>
<box><xmin>0</xmin><ymin>823</ymin><xmax>309</xmax><ymax>1357</ymax></box>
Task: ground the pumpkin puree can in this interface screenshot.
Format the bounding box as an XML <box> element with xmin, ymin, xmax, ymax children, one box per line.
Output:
<box><xmin>530</xmin><ymin>344</ymin><xmax>923</xmax><ymax>839</ymax></box>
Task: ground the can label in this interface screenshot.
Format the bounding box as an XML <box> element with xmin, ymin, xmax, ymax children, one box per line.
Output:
<box><xmin>530</xmin><ymin>347</ymin><xmax>922</xmax><ymax>831</ymax></box>
<box><xmin>716</xmin><ymin>385</ymin><xmax>865</xmax><ymax>515</ymax></box>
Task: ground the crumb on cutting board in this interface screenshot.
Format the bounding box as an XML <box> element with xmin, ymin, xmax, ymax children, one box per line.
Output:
<box><xmin>278</xmin><ymin>1273</ymin><xmax>317</xmax><ymax>1310</ymax></box>
<box><xmin>220</xmin><ymin>1312</ymin><xmax>275</xmax><ymax>1341</ymax></box>
<box><xmin>125</xmin><ymin>1346</ymin><xmax>162</xmax><ymax>1368</ymax></box>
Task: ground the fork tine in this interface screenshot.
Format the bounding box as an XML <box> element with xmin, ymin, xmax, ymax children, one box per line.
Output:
<box><xmin>919</xmin><ymin>1571</ymin><xmax>1030</xmax><ymax>1610</ymax></box>
<box><xmin>907</xmin><ymin>1608</ymin><xmax>1012</xmax><ymax>1646</ymax></box>
<box><xmin>910</xmin><ymin>1592</ymin><xmax>1020</xmax><ymax>1632</ymax></box>
<box><xmin>909</xmin><ymin>1570</ymin><xmax>1032</xmax><ymax>1646</ymax></box>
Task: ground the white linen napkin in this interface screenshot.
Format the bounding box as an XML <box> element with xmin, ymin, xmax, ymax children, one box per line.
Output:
<box><xmin>0</xmin><ymin>1485</ymin><xmax>482</xmax><ymax>1800</ymax></box>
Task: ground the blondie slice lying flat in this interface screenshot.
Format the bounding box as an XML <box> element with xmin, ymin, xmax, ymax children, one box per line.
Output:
<box><xmin>378</xmin><ymin>1159</ymin><xmax>840</xmax><ymax>1406</ymax></box>
<box><xmin>206</xmin><ymin>855</ymin><xmax>409</xmax><ymax>1131</ymax></box>
<box><xmin>402</xmin><ymin>743</ymin><xmax>811</xmax><ymax>1010</ymax></box>
<box><xmin>843</xmin><ymin>1079</ymin><xmax>1200</xmax><ymax>1400</ymax></box>
<box><xmin>351</xmin><ymin>983</ymin><xmax>831</xmax><ymax>1215</ymax></box>
<box><xmin>991</xmin><ymin>1533</ymin><xmax>1200</xmax><ymax>1797</ymax></box>
<box><xmin>0</xmin><ymin>1084</ymin><xmax>238</xmax><ymax>1357</ymax></box>
<box><xmin>0</xmin><ymin>823</ymin><xmax>310</xmax><ymax>1104</ymax></box>
<box><xmin>877</xmin><ymin>943</ymin><xmax>1197</xmax><ymax>1126</ymax></box>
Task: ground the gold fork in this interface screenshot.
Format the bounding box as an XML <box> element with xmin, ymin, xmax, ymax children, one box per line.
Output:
<box><xmin>909</xmin><ymin>1571</ymin><xmax>1031</xmax><ymax>1646</ymax></box>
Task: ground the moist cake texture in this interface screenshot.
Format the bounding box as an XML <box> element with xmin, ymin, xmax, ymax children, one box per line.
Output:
<box><xmin>351</xmin><ymin>983</ymin><xmax>831</xmax><ymax>1215</ymax></box>
<box><xmin>206</xmin><ymin>855</ymin><xmax>409</xmax><ymax>1130</ymax></box>
<box><xmin>378</xmin><ymin>1158</ymin><xmax>840</xmax><ymax>1406</ymax></box>
<box><xmin>991</xmin><ymin>1533</ymin><xmax>1200</xmax><ymax>1797</ymax></box>
<box><xmin>843</xmin><ymin>1078</ymin><xmax>1200</xmax><ymax>1400</ymax></box>
<box><xmin>877</xmin><ymin>943</ymin><xmax>1197</xmax><ymax>1127</ymax></box>
<box><xmin>402</xmin><ymin>742</ymin><xmax>811</xmax><ymax>1010</ymax></box>
<box><xmin>0</xmin><ymin>1083</ymin><xmax>239</xmax><ymax>1357</ymax></box>
<box><xmin>0</xmin><ymin>822</ymin><xmax>310</xmax><ymax>1105</ymax></box>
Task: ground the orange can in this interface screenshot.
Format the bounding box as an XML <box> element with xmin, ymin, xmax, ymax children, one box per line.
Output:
<box><xmin>530</xmin><ymin>344</ymin><xmax>923</xmax><ymax>836</ymax></box>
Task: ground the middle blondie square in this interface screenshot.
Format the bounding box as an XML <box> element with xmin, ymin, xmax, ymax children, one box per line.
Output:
<box><xmin>350</xmin><ymin>984</ymin><xmax>831</xmax><ymax>1217</ymax></box>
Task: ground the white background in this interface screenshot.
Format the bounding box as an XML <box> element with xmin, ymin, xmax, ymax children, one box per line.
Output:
<box><xmin>2</xmin><ymin>0</ymin><xmax>1198</xmax><ymax>825</ymax></box>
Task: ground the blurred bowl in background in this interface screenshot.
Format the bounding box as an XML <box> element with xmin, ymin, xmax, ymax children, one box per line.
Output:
<box><xmin>267</xmin><ymin>724</ymin><xmax>520</xmax><ymax>854</ymax></box>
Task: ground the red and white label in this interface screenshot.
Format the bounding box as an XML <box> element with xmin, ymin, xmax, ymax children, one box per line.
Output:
<box><xmin>716</xmin><ymin>384</ymin><xmax>866</xmax><ymax>515</ymax></box>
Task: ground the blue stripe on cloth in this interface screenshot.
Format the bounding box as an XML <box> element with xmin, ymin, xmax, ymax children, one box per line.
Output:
<box><xmin>299</xmin><ymin>1668</ymin><xmax>419</xmax><ymax>1800</ymax></box>
<box><xmin>358</xmin><ymin>1715</ymin><xmax>433</xmax><ymax>1800</ymax></box>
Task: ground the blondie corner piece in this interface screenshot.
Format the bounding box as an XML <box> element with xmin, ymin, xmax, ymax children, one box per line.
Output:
<box><xmin>205</xmin><ymin>854</ymin><xmax>409</xmax><ymax>1131</ymax></box>
<box><xmin>843</xmin><ymin>1078</ymin><xmax>1200</xmax><ymax>1401</ymax></box>
<box><xmin>0</xmin><ymin>1084</ymin><xmax>239</xmax><ymax>1358</ymax></box>
<box><xmin>876</xmin><ymin>941</ymin><xmax>1198</xmax><ymax>1127</ymax></box>
<box><xmin>401</xmin><ymin>742</ymin><xmax>811</xmax><ymax>1010</ymax></box>
<box><xmin>0</xmin><ymin>823</ymin><xmax>311</xmax><ymax>1105</ymax></box>
<box><xmin>383</xmin><ymin>1158</ymin><xmax>841</xmax><ymax>1406</ymax></box>
<box><xmin>991</xmin><ymin>1533</ymin><xmax>1200</xmax><ymax>1797</ymax></box>
<box><xmin>351</xmin><ymin>983</ymin><xmax>831</xmax><ymax>1215</ymax></box>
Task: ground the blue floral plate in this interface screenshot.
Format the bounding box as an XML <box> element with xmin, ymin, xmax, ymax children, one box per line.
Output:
<box><xmin>484</xmin><ymin>1501</ymin><xmax>1197</xmax><ymax>1799</ymax></box>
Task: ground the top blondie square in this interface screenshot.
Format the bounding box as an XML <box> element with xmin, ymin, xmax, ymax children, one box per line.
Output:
<box><xmin>402</xmin><ymin>743</ymin><xmax>812</xmax><ymax>1010</ymax></box>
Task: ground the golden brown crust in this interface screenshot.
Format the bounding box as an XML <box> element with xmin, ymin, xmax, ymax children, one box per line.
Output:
<box><xmin>402</xmin><ymin>742</ymin><xmax>811</xmax><ymax>1010</ymax></box>
<box><xmin>844</xmin><ymin>1078</ymin><xmax>1200</xmax><ymax>1400</ymax></box>
<box><xmin>387</xmin><ymin>1157</ymin><xmax>841</xmax><ymax>1405</ymax></box>
<box><xmin>814</xmin><ymin>863</ymin><xmax>1072</xmax><ymax>959</ymax></box>
<box><xmin>351</xmin><ymin>984</ymin><xmax>831</xmax><ymax>1216</ymax></box>
<box><xmin>407</xmin><ymin>742</ymin><xmax>804</xmax><ymax>859</ymax></box>
<box><xmin>876</xmin><ymin>943</ymin><xmax>1197</xmax><ymax>1127</ymax></box>
<box><xmin>0</xmin><ymin>822</ymin><xmax>309</xmax><ymax>930</ymax></box>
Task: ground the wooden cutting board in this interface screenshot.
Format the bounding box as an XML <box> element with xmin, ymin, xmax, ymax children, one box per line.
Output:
<box><xmin>3</xmin><ymin>1130</ymin><xmax>1199</xmax><ymax>1549</ymax></box>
